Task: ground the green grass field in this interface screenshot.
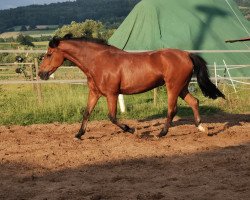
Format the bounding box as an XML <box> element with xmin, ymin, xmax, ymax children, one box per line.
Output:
<box><xmin>33</xmin><ymin>41</ymin><xmax>49</xmax><ymax>46</ymax></box>
<box><xmin>0</xmin><ymin>41</ymin><xmax>48</xmax><ymax>50</ymax></box>
<box><xmin>0</xmin><ymin>83</ymin><xmax>249</xmax><ymax>125</ymax></box>
<box><xmin>0</xmin><ymin>42</ymin><xmax>19</xmax><ymax>49</ymax></box>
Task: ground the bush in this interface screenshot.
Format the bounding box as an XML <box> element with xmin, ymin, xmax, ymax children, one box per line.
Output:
<box><xmin>16</xmin><ymin>34</ymin><xmax>35</xmax><ymax>47</ymax></box>
<box><xmin>0</xmin><ymin>53</ymin><xmax>16</xmax><ymax>63</ymax></box>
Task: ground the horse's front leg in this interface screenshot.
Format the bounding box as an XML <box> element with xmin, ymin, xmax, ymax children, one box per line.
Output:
<box><xmin>158</xmin><ymin>87</ymin><xmax>179</xmax><ymax>137</ymax></box>
<box><xmin>107</xmin><ymin>94</ymin><xmax>135</xmax><ymax>134</ymax></box>
<box><xmin>75</xmin><ymin>89</ymin><xmax>100</xmax><ymax>140</ymax></box>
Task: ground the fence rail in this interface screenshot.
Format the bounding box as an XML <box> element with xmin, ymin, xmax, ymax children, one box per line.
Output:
<box><xmin>1</xmin><ymin>49</ymin><xmax>250</xmax><ymax>54</ymax></box>
<box><xmin>0</xmin><ymin>79</ymin><xmax>87</xmax><ymax>85</ymax></box>
<box><xmin>0</xmin><ymin>63</ymin><xmax>34</xmax><ymax>66</ymax></box>
<box><xmin>0</xmin><ymin>49</ymin><xmax>250</xmax><ymax>87</ymax></box>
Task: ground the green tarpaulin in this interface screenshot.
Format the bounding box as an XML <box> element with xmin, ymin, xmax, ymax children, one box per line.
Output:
<box><xmin>109</xmin><ymin>0</ymin><xmax>250</xmax><ymax>77</ymax></box>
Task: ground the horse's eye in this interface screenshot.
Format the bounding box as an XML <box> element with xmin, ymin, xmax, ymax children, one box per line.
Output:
<box><xmin>47</xmin><ymin>54</ymin><xmax>52</xmax><ymax>57</ymax></box>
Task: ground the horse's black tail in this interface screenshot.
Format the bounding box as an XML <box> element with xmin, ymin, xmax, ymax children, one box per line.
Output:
<box><xmin>189</xmin><ymin>53</ymin><xmax>225</xmax><ymax>99</ymax></box>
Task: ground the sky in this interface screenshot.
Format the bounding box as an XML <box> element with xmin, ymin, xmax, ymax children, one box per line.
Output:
<box><xmin>0</xmin><ymin>0</ymin><xmax>75</xmax><ymax>10</ymax></box>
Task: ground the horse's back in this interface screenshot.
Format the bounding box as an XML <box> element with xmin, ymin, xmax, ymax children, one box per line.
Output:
<box><xmin>118</xmin><ymin>49</ymin><xmax>193</xmax><ymax>94</ymax></box>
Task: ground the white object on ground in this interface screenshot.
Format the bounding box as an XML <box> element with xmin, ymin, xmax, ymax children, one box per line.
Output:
<box><xmin>198</xmin><ymin>124</ymin><xmax>206</xmax><ymax>132</ymax></box>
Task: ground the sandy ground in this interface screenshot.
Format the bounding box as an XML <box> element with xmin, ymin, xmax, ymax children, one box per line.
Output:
<box><xmin>0</xmin><ymin>113</ymin><xmax>250</xmax><ymax>200</ymax></box>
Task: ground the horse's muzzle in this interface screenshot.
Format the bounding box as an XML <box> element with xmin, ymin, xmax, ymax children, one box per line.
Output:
<box><xmin>38</xmin><ymin>71</ymin><xmax>50</xmax><ymax>80</ymax></box>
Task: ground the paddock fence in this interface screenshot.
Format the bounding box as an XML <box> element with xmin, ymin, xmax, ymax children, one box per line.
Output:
<box><xmin>0</xmin><ymin>49</ymin><xmax>250</xmax><ymax>85</ymax></box>
<box><xmin>0</xmin><ymin>49</ymin><xmax>250</xmax><ymax>107</ymax></box>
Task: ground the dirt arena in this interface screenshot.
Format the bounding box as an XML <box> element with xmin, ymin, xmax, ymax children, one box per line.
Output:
<box><xmin>0</xmin><ymin>113</ymin><xmax>249</xmax><ymax>200</ymax></box>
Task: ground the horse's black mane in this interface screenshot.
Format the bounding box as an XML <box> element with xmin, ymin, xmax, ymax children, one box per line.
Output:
<box><xmin>49</xmin><ymin>33</ymin><xmax>108</xmax><ymax>48</ymax></box>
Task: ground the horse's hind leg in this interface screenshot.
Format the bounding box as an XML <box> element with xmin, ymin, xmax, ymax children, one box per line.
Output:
<box><xmin>179</xmin><ymin>87</ymin><xmax>207</xmax><ymax>132</ymax></box>
<box><xmin>106</xmin><ymin>94</ymin><xmax>135</xmax><ymax>134</ymax></box>
<box><xmin>75</xmin><ymin>89</ymin><xmax>100</xmax><ymax>139</ymax></box>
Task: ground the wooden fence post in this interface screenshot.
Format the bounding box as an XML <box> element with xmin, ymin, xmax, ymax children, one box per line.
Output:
<box><xmin>34</xmin><ymin>58</ymin><xmax>42</xmax><ymax>104</ymax></box>
<box><xmin>30</xmin><ymin>63</ymin><xmax>36</xmax><ymax>90</ymax></box>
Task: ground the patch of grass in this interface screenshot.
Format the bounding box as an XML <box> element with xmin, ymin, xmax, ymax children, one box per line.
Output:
<box><xmin>33</xmin><ymin>41</ymin><xmax>49</xmax><ymax>46</ymax></box>
<box><xmin>22</xmin><ymin>30</ymin><xmax>54</xmax><ymax>37</ymax></box>
<box><xmin>0</xmin><ymin>84</ymin><xmax>108</xmax><ymax>125</ymax></box>
<box><xmin>0</xmin><ymin>83</ymin><xmax>249</xmax><ymax>125</ymax></box>
<box><xmin>0</xmin><ymin>42</ymin><xmax>19</xmax><ymax>49</ymax></box>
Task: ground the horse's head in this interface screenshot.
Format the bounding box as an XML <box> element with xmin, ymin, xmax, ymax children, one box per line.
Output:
<box><xmin>38</xmin><ymin>37</ymin><xmax>65</xmax><ymax>80</ymax></box>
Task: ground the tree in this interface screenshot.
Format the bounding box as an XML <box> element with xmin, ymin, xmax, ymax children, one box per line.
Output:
<box><xmin>16</xmin><ymin>34</ymin><xmax>35</xmax><ymax>47</ymax></box>
<box><xmin>28</xmin><ymin>24</ymin><xmax>37</xmax><ymax>30</ymax></box>
<box><xmin>20</xmin><ymin>25</ymin><xmax>27</xmax><ymax>31</ymax></box>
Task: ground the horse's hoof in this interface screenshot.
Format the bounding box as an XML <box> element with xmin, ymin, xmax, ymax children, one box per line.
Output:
<box><xmin>157</xmin><ymin>130</ymin><xmax>168</xmax><ymax>138</ymax></box>
<box><xmin>123</xmin><ymin>125</ymin><xmax>135</xmax><ymax>134</ymax></box>
<box><xmin>75</xmin><ymin>129</ymin><xmax>85</xmax><ymax>140</ymax></box>
<box><xmin>74</xmin><ymin>133</ymin><xmax>83</xmax><ymax>140</ymax></box>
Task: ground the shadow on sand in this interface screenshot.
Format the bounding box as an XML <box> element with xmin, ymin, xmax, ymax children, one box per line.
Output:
<box><xmin>0</xmin><ymin>143</ymin><xmax>249</xmax><ymax>200</ymax></box>
<box><xmin>139</xmin><ymin>105</ymin><xmax>249</xmax><ymax>129</ymax></box>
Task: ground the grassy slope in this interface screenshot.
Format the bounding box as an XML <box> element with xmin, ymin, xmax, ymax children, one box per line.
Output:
<box><xmin>0</xmin><ymin>30</ymin><xmax>55</xmax><ymax>39</ymax></box>
<box><xmin>0</xmin><ymin>84</ymin><xmax>249</xmax><ymax>125</ymax></box>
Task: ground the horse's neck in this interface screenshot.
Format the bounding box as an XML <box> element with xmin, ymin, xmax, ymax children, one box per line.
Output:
<box><xmin>61</xmin><ymin>41</ymin><xmax>101</xmax><ymax>74</ymax></box>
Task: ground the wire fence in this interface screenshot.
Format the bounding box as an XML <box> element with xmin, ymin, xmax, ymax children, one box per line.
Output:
<box><xmin>0</xmin><ymin>49</ymin><xmax>249</xmax><ymax>112</ymax></box>
<box><xmin>0</xmin><ymin>49</ymin><xmax>250</xmax><ymax>87</ymax></box>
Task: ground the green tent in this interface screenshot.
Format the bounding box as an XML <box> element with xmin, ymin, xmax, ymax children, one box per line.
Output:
<box><xmin>108</xmin><ymin>0</ymin><xmax>250</xmax><ymax>77</ymax></box>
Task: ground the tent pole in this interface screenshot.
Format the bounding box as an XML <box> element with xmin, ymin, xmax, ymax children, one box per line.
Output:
<box><xmin>223</xmin><ymin>60</ymin><xmax>237</xmax><ymax>92</ymax></box>
<box><xmin>118</xmin><ymin>94</ymin><xmax>126</xmax><ymax>113</ymax></box>
<box><xmin>214</xmin><ymin>62</ymin><xmax>218</xmax><ymax>86</ymax></box>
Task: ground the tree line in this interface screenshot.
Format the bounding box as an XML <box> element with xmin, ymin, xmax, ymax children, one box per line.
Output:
<box><xmin>0</xmin><ymin>20</ymin><xmax>114</xmax><ymax>45</ymax></box>
<box><xmin>0</xmin><ymin>0</ymin><xmax>139</xmax><ymax>33</ymax></box>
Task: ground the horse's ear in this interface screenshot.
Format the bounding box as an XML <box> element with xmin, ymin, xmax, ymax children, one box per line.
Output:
<box><xmin>63</xmin><ymin>33</ymin><xmax>73</xmax><ymax>39</ymax></box>
<box><xmin>49</xmin><ymin>36</ymin><xmax>60</xmax><ymax>48</ymax></box>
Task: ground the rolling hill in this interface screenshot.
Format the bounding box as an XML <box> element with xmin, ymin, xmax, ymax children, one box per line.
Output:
<box><xmin>0</xmin><ymin>0</ymin><xmax>140</xmax><ymax>33</ymax></box>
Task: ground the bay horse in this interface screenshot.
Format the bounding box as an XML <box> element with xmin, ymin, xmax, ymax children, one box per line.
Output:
<box><xmin>38</xmin><ymin>34</ymin><xmax>225</xmax><ymax>139</ymax></box>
